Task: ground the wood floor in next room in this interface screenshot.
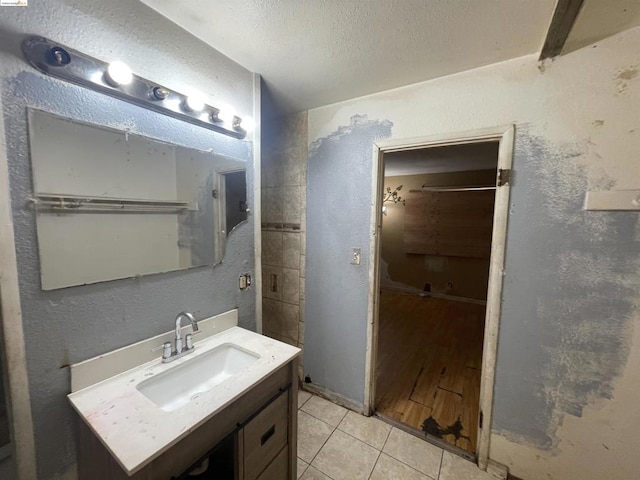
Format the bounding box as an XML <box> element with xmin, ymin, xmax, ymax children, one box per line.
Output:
<box><xmin>375</xmin><ymin>290</ymin><xmax>485</xmax><ymax>454</ymax></box>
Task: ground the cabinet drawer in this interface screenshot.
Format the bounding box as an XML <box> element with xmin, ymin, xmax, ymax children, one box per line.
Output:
<box><xmin>256</xmin><ymin>446</ymin><xmax>288</xmax><ymax>480</ymax></box>
<box><xmin>244</xmin><ymin>390</ymin><xmax>289</xmax><ymax>480</ymax></box>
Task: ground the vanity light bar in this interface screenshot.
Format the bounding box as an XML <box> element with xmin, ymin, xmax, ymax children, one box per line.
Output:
<box><xmin>22</xmin><ymin>36</ymin><xmax>248</xmax><ymax>139</ymax></box>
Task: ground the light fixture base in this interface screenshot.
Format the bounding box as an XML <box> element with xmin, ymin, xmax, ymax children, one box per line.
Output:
<box><xmin>22</xmin><ymin>36</ymin><xmax>247</xmax><ymax>140</ymax></box>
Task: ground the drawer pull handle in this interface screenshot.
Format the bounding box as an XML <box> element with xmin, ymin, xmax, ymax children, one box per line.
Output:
<box><xmin>261</xmin><ymin>425</ymin><xmax>276</xmax><ymax>446</ymax></box>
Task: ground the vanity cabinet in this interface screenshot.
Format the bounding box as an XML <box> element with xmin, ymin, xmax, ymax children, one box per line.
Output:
<box><xmin>241</xmin><ymin>389</ymin><xmax>289</xmax><ymax>480</ymax></box>
<box><xmin>76</xmin><ymin>358</ymin><xmax>298</xmax><ymax>480</ymax></box>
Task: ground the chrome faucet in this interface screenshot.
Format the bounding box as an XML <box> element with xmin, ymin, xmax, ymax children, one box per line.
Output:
<box><xmin>175</xmin><ymin>311</ymin><xmax>199</xmax><ymax>352</ymax></box>
<box><xmin>161</xmin><ymin>312</ymin><xmax>200</xmax><ymax>363</ymax></box>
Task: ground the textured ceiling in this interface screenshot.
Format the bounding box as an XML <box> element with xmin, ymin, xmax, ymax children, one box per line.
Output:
<box><xmin>564</xmin><ymin>0</ymin><xmax>640</xmax><ymax>54</ymax></box>
<box><xmin>139</xmin><ymin>0</ymin><xmax>556</xmax><ymax>113</ymax></box>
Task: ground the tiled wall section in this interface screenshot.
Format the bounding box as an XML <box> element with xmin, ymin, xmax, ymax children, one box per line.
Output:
<box><xmin>261</xmin><ymin>112</ymin><xmax>307</xmax><ymax>379</ymax></box>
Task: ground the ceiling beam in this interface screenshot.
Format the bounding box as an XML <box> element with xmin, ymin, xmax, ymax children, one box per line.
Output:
<box><xmin>539</xmin><ymin>0</ymin><xmax>585</xmax><ymax>60</ymax></box>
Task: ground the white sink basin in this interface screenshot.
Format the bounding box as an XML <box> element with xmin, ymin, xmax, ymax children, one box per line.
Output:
<box><xmin>136</xmin><ymin>343</ymin><xmax>260</xmax><ymax>411</ymax></box>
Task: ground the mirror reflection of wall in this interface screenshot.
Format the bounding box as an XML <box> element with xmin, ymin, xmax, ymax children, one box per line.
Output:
<box><xmin>28</xmin><ymin>109</ymin><xmax>247</xmax><ymax>290</ymax></box>
<box><xmin>223</xmin><ymin>170</ymin><xmax>248</xmax><ymax>237</ymax></box>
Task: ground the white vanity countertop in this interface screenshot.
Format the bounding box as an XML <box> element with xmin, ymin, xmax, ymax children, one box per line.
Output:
<box><xmin>68</xmin><ymin>327</ymin><xmax>300</xmax><ymax>475</ymax></box>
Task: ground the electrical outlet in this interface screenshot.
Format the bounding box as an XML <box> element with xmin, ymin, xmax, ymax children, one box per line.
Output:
<box><xmin>351</xmin><ymin>248</ymin><xmax>361</xmax><ymax>265</ymax></box>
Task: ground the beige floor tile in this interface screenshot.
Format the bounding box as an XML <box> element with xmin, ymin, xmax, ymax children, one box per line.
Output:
<box><xmin>337</xmin><ymin>411</ymin><xmax>392</xmax><ymax>450</ymax></box>
<box><xmin>439</xmin><ymin>451</ymin><xmax>495</xmax><ymax>480</ymax></box>
<box><xmin>298</xmin><ymin>390</ymin><xmax>313</xmax><ymax>408</ymax></box>
<box><xmin>297</xmin><ymin>457</ymin><xmax>309</xmax><ymax>479</ymax></box>
<box><xmin>300</xmin><ymin>465</ymin><xmax>332</xmax><ymax>480</ymax></box>
<box><xmin>297</xmin><ymin>411</ymin><xmax>334</xmax><ymax>463</ymax></box>
<box><xmin>311</xmin><ymin>430</ymin><xmax>379</xmax><ymax>480</ymax></box>
<box><xmin>301</xmin><ymin>395</ymin><xmax>348</xmax><ymax>427</ymax></box>
<box><xmin>382</xmin><ymin>428</ymin><xmax>442</xmax><ymax>479</ymax></box>
<box><xmin>370</xmin><ymin>453</ymin><xmax>432</xmax><ymax>480</ymax></box>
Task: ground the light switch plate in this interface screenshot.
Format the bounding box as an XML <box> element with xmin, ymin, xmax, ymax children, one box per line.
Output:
<box><xmin>351</xmin><ymin>248</ymin><xmax>361</xmax><ymax>265</ymax></box>
<box><xmin>239</xmin><ymin>273</ymin><xmax>252</xmax><ymax>290</ymax></box>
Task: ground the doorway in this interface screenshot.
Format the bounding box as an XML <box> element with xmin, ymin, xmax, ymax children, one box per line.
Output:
<box><xmin>365</xmin><ymin>126</ymin><xmax>514</xmax><ymax>468</ymax></box>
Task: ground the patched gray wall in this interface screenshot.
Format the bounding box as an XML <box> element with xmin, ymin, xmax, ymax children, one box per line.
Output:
<box><xmin>304</xmin><ymin>27</ymin><xmax>640</xmax><ymax>473</ymax></box>
<box><xmin>305</xmin><ymin>113</ymin><xmax>640</xmax><ymax>437</ymax></box>
<box><xmin>305</xmin><ymin>112</ymin><xmax>640</xmax><ymax>440</ymax></box>
<box><xmin>492</xmin><ymin>128</ymin><xmax>639</xmax><ymax>448</ymax></box>
<box><xmin>0</xmin><ymin>1</ymin><xmax>256</xmax><ymax>478</ymax></box>
<box><xmin>305</xmin><ymin>115</ymin><xmax>393</xmax><ymax>403</ymax></box>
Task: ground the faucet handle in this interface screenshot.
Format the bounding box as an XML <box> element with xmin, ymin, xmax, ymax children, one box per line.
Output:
<box><xmin>152</xmin><ymin>342</ymin><xmax>173</xmax><ymax>360</ymax></box>
<box><xmin>162</xmin><ymin>342</ymin><xmax>172</xmax><ymax>359</ymax></box>
<box><xmin>185</xmin><ymin>330</ymin><xmax>203</xmax><ymax>350</ymax></box>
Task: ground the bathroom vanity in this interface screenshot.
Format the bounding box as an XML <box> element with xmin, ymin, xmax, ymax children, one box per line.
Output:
<box><xmin>68</xmin><ymin>310</ymin><xmax>300</xmax><ymax>479</ymax></box>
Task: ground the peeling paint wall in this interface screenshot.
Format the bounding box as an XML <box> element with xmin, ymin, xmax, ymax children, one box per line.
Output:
<box><xmin>305</xmin><ymin>28</ymin><xmax>640</xmax><ymax>480</ymax></box>
<box><xmin>0</xmin><ymin>1</ymin><xmax>256</xmax><ymax>478</ymax></box>
<box><xmin>305</xmin><ymin>115</ymin><xmax>393</xmax><ymax>402</ymax></box>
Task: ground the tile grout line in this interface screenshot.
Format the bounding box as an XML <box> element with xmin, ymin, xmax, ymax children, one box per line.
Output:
<box><xmin>299</xmin><ymin>399</ymin><xmax>348</xmax><ymax>430</ymax></box>
<box><xmin>304</xmin><ymin>413</ymin><xmax>340</xmax><ymax>472</ymax></box>
<box><xmin>367</xmin><ymin>426</ymin><xmax>393</xmax><ymax>480</ymax></box>
<box><xmin>296</xmin><ymin>400</ymin><xmax>307</xmax><ymax>479</ymax></box>
<box><xmin>309</xmin><ymin>404</ymin><xmax>405</xmax><ymax>479</ymax></box>
<box><xmin>298</xmin><ymin>393</ymin><xmax>312</xmax><ymax>410</ymax></box>
<box><xmin>303</xmin><ymin>410</ymin><xmax>379</xmax><ymax>480</ymax></box>
<box><xmin>436</xmin><ymin>449</ymin><xmax>444</xmax><ymax>480</ymax></box>
<box><xmin>380</xmin><ymin>427</ymin><xmax>444</xmax><ymax>480</ymax></box>
<box><xmin>380</xmin><ymin>426</ymin><xmax>393</xmax><ymax>451</ymax></box>
<box><xmin>299</xmin><ymin>408</ymin><xmax>345</xmax><ymax>429</ymax></box>
<box><xmin>367</xmin><ymin>452</ymin><xmax>382</xmax><ymax>480</ymax></box>
<box><xmin>298</xmin><ymin>394</ymin><xmax>330</xmax><ymax>478</ymax></box>
<box><xmin>302</xmin><ymin>461</ymin><xmax>338</xmax><ymax>480</ymax></box>
<box><xmin>335</xmin><ymin>413</ymin><xmax>391</xmax><ymax>451</ymax></box>
<box><xmin>299</xmin><ymin>396</ymin><xmax>443</xmax><ymax>480</ymax></box>
<box><xmin>298</xmin><ymin>461</ymin><xmax>309</xmax><ymax>479</ymax></box>
<box><xmin>376</xmin><ymin>453</ymin><xmax>440</xmax><ymax>480</ymax></box>
<box><xmin>316</xmin><ymin>428</ymin><xmax>380</xmax><ymax>480</ymax></box>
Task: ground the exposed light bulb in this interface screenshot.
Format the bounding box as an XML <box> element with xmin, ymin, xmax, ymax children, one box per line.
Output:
<box><xmin>217</xmin><ymin>104</ymin><xmax>235</xmax><ymax>123</ymax></box>
<box><xmin>240</xmin><ymin>117</ymin><xmax>255</xmax><ymax>132</ymax></box>
<box><xmin>184</xmin><ymin>95</ymin><xmax>205</xmax><ymax>113</ymax></box>
<box><xmin>105</xmin><ymin>61</ymin><xmax>133</xmax><ymax>87</ymax></box>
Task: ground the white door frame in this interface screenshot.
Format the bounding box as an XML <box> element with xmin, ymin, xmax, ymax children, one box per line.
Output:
<box><xmin>364</xmin><ymin>125</ymin><xmax>515</xmax><ymax>470</ymax></box>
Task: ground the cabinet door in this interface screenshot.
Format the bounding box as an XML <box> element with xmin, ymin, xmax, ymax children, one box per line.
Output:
<box><xmin>256</xmin><ymin>447</ymin><xmax>288</xmax><ymax>480</ymax></box>
<box><xmin>243</xmin><ymin>391</ymin><xmax>289</xmax><ymax>480</ymax></box>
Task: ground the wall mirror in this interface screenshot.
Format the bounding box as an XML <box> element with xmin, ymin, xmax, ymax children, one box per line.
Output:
<box><xmin>28</xmin><ymin>109</ymin><xmax>248</xmax><ymax>290</ymax></box>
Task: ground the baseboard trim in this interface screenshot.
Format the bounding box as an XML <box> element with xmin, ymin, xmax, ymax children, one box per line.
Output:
<box><xmin>301</xmin><ymin>383</ymin><xmax>365</xmax><ymax>415</ymax></box>
<box><xmin>487</xmin><ymin>459</ymin><xmax>509</xmax><ymax>479</ymax></box>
